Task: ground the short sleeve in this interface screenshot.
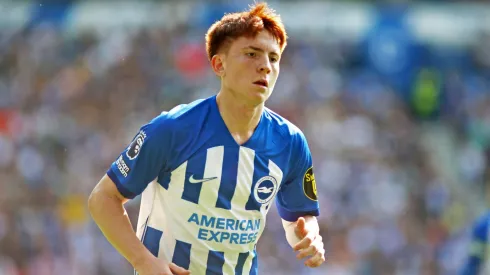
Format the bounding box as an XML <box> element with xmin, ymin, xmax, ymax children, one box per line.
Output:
<box><xmin>275</xmin><ymin>131</ymin><xmax>320</xmax><ymax>222</ymax></box>
<box><xmin>107</xmin><ymin>114</ymin><xmax>173</xmax><ymax>199</ymax></box>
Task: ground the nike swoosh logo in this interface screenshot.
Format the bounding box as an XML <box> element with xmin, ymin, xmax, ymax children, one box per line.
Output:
<box><xmin>189</xmin><ymin>175</ymin><xmax>218</xmax><ymax>184</ymax></box>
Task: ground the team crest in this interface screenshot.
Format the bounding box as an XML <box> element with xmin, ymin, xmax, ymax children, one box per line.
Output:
<box><xmin>303</xmin><ymin>167</ymin><xmax>317</xmax><ymax>201</ymax></box>
<box><xmin>126</xmin><ymin>131</ymin><xmax>147</xmax><ymax>160</ymax></box>
<box><xmin>253</xmin><ymin>176</ymin><xmax>278</xmax><ymax>204</ymax></box>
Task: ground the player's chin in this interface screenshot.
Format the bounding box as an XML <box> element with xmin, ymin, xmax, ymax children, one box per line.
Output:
<box><xmin>248</xmin><ymin>94</ymin><xmax>268</xmax><ymax>106</ymax></box>
<box><xmin>249</xmin><ymin>87</ymin><xmax>271</xmax><ymax>103</ymax></box>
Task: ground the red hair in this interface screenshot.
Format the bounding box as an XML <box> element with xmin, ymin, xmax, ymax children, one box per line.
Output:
<box><xmin>205</xmin><ymin>2</ymin><xmax>288</xmax><ymax>61</ymax></box>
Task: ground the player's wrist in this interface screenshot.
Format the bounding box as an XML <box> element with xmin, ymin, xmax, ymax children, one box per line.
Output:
<box><xmin>131</xmin><ymin>249</ymin><xmax>156</xmax><ymax>271</ymax></box>
<box><xmin>282</xmin><ymin>219</ymin><xmax>301</xmax><ymax>247</ymax></box>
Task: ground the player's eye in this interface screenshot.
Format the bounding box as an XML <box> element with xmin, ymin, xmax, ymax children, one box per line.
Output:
<box><xmin>270</xmin><ymin>56</ymin><xmax>278</xmax><ymax>63</ymax></box>
<box><xmin>246</xmin><ymin>52</ymin><xmax>256</xmax><ymax>58</ymax></box>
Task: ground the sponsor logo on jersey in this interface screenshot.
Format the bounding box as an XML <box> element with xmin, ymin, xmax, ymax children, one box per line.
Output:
<box><xmin>188</xmin><ymin>213</ymin><xmax>261</xmax><ymax>245</ymax></box>
<box><xmin>253</xmin><ymin>175</ymin><xmax>278</xmax><ymax>204</ymax></box>
<box><xmin>126</xmin><ymin>131</ymin><xmax>146</xmax><ymax>160</ymax></box>
<box><xmin>303</xmin><ymin>167</ymin><xmax>317</xmax><ymax>201</ymax></box>
<box><xmin>189</xmin><ymin>175</ymin><xmax>218</xmax><ymax>184</ymax></box>
<box><xmin>116</xmin><ymin>155</ymin><xmax>130</xmax><ymax>177</ymax></box>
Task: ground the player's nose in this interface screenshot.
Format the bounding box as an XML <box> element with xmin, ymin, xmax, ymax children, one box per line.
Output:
<box><xmin>258</xmin><ymin>59</ymin><xmax>272</xmax><ymax>74</ymax></box>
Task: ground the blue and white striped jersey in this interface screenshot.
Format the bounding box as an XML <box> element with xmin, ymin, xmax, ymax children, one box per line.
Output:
<box><xmin>107</xmin><ymin>95</ymin><xmax>320</xmax><ymax>274</ymax></box>
<box><xmin>461</xmin><ymin>211</ymin><xmax>490</xmax><ymax>275</ymax></box>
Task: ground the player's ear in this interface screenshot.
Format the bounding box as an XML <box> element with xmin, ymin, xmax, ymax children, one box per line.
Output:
<box><xmin>211</xmin><ymin>54</ymin><xmax>225</xmax><ymax>77</ymax></box>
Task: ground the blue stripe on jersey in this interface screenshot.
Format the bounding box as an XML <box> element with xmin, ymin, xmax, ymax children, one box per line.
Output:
<box><xmin>235</xmin><ymin>252</ymin><xmax>249</xmax><ymax>275</ymax></box>
<box><xmin>172</xmin><ymin>240</ymin><xmax>191</xmax><ymax>270</ymax></box>
<box><xmin>182</xmin><ymin>152</ymin><xmax>208</xmax><ymax>204</ymax></box>
<box><xmin>245</xmin><ymin>156</ymin><xmax>269</xmax><ymax>211</ymax></box>
<box><xmin>250</xmin><ymin>250</ymin><xmax>258</xmax><ymax>275</ymax></box>
<box><xmin>142</xmin><ymin>226</ymin><xmax>163</xmax><ymax>257</ymax></box>
<box><xmin>206</xmin><ymin>251</ymin><xmax>225</xmax><ymax>275</ymax></box>
<box><xmin>215</xmin><ymin>148</ymin><xmax>239</xmax><ymax>210</ymax></box>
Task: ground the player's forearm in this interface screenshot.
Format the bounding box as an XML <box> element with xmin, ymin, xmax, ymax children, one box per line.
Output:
<box><xmin>88</xmin><ymin>189</ymin><xmax>153</xmax><ymax>269</ymax></box>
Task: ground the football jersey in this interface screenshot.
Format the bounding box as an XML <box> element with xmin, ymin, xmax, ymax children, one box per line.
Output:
<box><xmin>107</xmin><ymin>95</ymin><xmax>320</xmax><ymax>274</ymax></box>
<box><xmin>462</xmin><ymin>211</ymin><xmax>490</xmax><ymax>275</ymax></box>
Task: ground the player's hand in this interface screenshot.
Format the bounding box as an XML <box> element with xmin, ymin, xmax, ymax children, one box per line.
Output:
<box><xmin>135</xmin><ymin>254</ymin><xmax>190</xmax><ymax>275</ymax></box>
<box><xmin>293</xmin><ymin>217</ymin><xmax>325</xmax><ymax>268</ymax></box>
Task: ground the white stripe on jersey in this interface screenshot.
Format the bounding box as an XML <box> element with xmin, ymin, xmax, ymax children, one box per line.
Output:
<box><xmin>265</xmin><ymin>159</ymin><xmax>283</xmax><ymax>213</ymax></box>
<box><xmin>187</xmin><ymin>246</ymin><xmax>205</xmax><ymax>274</ymax></box>
<box><xmin>155</xmin><ymin>162</ymin><xmax>187</xmax><ymax>263</ymax></box>
<box><xmin>136</xmin><ymin>181</ymin><xmax>157</xmax><ymax>239</ymax></box>
<box><xmin>166</xmin><ymin>161</ymin><xmax>187</xmax><ymax>200</ymax></box>
<box><xmin>198</xmin><ymin>146</ymin><xmax>224</xmax><ymax>207</ymax></box>
<box><xmin>134</xmin><ymin>182</ymin><xmax>158</xmax><ymax>275</ymax></box>
<box><xmin>222</xmin><ymin>251</ymin><xmax>240</xmax><ymax>275</ymax></box>
<box><xmin>231</xmin><ymin>147</ymin><xmax>255</xmax><ymax>209</ymax></box>
<box><xmin>155</xmin><ymin>187</ymin><xmax>176</xmax><ymax>263</ymax></box>
<box><xmin>241</xmin><ymin>250</ymin><xmax>255</xmax><ymax>274</ymax></box>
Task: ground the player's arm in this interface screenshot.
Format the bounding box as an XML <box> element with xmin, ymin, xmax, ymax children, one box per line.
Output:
<box><xmin>275</xmin><ymin>131</ymin><xmax>325</xmax><ymax>268</ymax></box>
<box><xmin>88</xmin><ymin>174</ymin><xmax>153</xmax><ymax>269</ymax></box>
<box><xmin>88</xmin><ymin>115</ymin><xmax>189</xmax><ymax>275</ymax></box>
<box><xmin>461</xmin><ymin>215</ymin><xmax>489</xmax><ymax>275</ymax></box>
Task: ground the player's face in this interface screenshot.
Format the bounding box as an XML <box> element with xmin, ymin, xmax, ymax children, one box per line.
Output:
<box><xmin>221</xmin><ymin>30</ymin><xmax>281</xmax><ymax>106</ymax></box>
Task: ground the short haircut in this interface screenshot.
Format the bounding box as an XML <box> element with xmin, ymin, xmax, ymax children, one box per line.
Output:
<box><xmin>205</xmin><ymin>2</ymin><xmax>288</xmax><ymax>61</ymax></box>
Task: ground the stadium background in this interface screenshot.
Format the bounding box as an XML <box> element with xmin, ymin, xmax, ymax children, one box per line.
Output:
<box><xmin>0</xmin><ymin>0</ymin><xmax>490</xmax><ymax>274</ymax></box>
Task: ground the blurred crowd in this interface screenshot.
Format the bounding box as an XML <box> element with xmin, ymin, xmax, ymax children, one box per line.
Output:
<box><xmin>0</xmin><ymin>2</ymin><xmax>490</xmax><ymax>275</ymax></box>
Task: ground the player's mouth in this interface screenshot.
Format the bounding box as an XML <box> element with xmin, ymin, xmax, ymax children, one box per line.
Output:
<box><xmin>253</xmin><ymin>79</ymin><xmax>268</xmax><ymax>88</ymax></box>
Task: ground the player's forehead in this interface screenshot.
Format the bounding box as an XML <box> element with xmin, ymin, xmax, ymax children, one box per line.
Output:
<box><xmin>231</xmin><ymin>30</ymin><xmax>281</xmax><ymax>55</ymax></box>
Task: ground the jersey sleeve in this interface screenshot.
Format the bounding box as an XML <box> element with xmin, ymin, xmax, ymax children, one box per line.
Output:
<box><xmin>275</xmin><ymin>131</ymin><xmax>320</xmax><ymax>222</ymax></box>
<box><xmin>461</xmin><ymin>214</ymin><xmax>489</xmax><ymax>275</ymax></box>
<box><xmin>106</xmin><ymin>113</ymin><xmax>174</xmax><ymax>199</ymax></box>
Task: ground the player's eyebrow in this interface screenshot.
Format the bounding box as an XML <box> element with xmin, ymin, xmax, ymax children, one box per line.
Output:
<box><xmin>244</xmin><ymin>46</ymin><xmax>280</xmax><ymax>57</ymax></box>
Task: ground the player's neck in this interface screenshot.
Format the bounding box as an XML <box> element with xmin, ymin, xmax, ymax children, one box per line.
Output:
<box><xmin>216</xmin><ymin>91</ymin><xmax>263</xmax><ymax>145</ymax></box>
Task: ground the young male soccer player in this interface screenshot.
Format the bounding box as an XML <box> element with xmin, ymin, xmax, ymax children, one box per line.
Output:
<box><xmin>88</xmin><ymin>3</ymin><xmax>325</xmax><ymax>274</ymax></box>
<box><xmin>461</xmin><ymin>211</ymin><xmax>490</xmax><ymax>275</ymax></box>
